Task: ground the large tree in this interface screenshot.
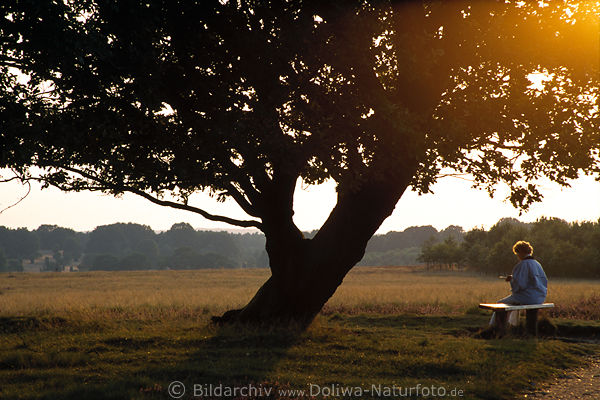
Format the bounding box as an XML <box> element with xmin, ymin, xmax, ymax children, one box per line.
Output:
<box><xmin>1</xmin><ymin>1</ymin><xmax>598</xmax><ymax>324</ymax></box>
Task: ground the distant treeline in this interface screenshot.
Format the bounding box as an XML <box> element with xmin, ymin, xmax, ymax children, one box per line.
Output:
<box><xmin>358</xmin><ymin>225</ymin><xmax>464</xmax><ymax>267</ymax></box>
<box><xmin>421</xmin><ymin>217</ymin><xmax>600</xmax><ymax>279</ymax></box>
<box><xmin>1</xmin><ymin>217</ymin><xmax>599</xmax><ymax>278</ymax></box>
<box><xmin>0</xmin><ymin>223</ymin><xmax>266</xmax><ymax>272</ymax></box>
<box><xmin>0</xmin><ymin>222</ymin><xmax>458</xmax><ymax>272</ymax></box>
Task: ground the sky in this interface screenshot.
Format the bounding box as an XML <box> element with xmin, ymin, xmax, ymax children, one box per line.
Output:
<box><xmin>0</xmin><ymin>171</ymin><xmax>599</xmax><ymax>234</ymax></box>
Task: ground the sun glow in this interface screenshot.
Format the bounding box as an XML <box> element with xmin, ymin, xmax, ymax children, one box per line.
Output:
<box><xmin>527</xmin><ymin>71</ymin><xmax>554</xmax><ymax>91</ymax></box>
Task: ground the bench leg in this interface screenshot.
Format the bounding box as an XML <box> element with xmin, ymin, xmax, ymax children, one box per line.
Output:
<box><xmin>495</xmin><ymin>310</ymin><xmax>508</xmax><ymax>337</ymax></box>
<box><xmin>526</xmin><ymin>309</ymin><xmax>539</xmax><ymax>336</ymax></box>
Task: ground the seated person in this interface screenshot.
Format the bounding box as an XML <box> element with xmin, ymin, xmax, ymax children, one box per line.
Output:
<box><xmin>500</xmin><ymin>240</ymin><xmax>548</xmax><ymax>305</ymax></box>
<box><xmin>491</xmin><ymin>240</ymin><xmax>548</xmax><ymax>327</ymax></box>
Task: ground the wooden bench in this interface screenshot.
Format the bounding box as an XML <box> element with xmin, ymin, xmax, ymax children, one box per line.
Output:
<box><xmin>479</xmin><ymin>303</ymin><xmax>555</xmax><ymax>336</ymax></box>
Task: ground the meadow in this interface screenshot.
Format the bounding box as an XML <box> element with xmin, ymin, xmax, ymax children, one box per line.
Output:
<box><xmin>1</xmin><ymin>267</ymin><xmax>599</xmax><ymax>399</ymax></box>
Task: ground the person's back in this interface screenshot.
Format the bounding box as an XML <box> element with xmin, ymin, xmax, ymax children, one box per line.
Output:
<box><xmin>509</xmin><ymin>255</ymin><xmax>547</xmax><ymax>304</ymax></box>
<box><xmin>498</xmin><ymin>240</ymin><xmax>548</xmax><ymax>305</ymax></box>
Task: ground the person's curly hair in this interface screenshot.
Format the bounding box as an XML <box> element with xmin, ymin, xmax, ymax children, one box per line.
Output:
<box><xmin>512</xmin><ymin>240</ymin><xmax>533</xmax><ymax>255</ymax></box>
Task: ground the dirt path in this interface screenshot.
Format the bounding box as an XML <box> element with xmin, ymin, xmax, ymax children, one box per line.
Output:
<box><xmin>521</xmin><ymin>355</ymin><xmax>600</xmax><ymax>399</ymax></box>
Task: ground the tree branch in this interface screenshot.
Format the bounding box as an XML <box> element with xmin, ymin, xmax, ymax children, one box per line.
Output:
<box><xmin>0</xmin><ymin>175</ymin><xmax>31</xmax><ymax>215</ymax></box>
<box><xmin>223</xmin><ymin>157</ymin><xmax>265</xmax><ymax>202</ymax></box>
<box><xmin>437</xmin><ymin>172</ymin><xmax>475</xmax><ymax>181</ymax></box>
<box><xmin>0</xmin><ymin>175</ymin><xmax>24</xmax><ymax>184</ymax></box>
<box><xmin>0</xmin><ymin>55</ymin><xmax>28</xmax><ymax>69</ymax></box>
<box><xmin>124</xmin><ymin>186</ymin><xmax>263</xmax><ymax>229</ymax></box>
<box><xmin>58</xmin><ymin>166</ymin><xmax>264</xmax><ymax>229</ymax></box>
<box><xmin>224</xmin><ymin>182</ymin><xmax>260</xmax><ymax>217</ymax></box>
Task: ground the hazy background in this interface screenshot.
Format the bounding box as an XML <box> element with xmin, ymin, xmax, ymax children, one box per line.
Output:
<box><xmin>1</xmin><ymin>170</ymin><xmax>598</xmax><ymax>233</ymax></box>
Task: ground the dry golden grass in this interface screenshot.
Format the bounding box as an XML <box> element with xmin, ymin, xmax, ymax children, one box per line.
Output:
<box><xmin>0</xmin><ymin>266</ymin><xmax>599</xmax><ymax>320</ymax></box>
<box><xmin>0</xmin><ymin>269</ymin><xmax>268</xmax><ymax>320</ymax></box>
<box><xmin>325</xmin><ymin>267</ymin><xmax>600</xmax><ymax>319</ymax></box>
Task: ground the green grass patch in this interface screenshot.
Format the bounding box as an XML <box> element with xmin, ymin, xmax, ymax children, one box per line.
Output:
<box><xmin>0</xmin><ymin>312</ymin><xmax>598</xmax><ymax>400</ymax></box>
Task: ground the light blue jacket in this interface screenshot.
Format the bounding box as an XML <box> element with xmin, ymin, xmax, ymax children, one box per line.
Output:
<box><xmin>510</xmin><ymin>257</ymin><xmax>548</xmax><ymax>304</ymax></box>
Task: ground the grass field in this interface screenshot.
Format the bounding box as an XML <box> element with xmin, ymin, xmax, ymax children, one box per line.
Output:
<box><xmin>1</xmin><ymin>267</ymin><xmax>599</xmax><ymax>399</ymax></box>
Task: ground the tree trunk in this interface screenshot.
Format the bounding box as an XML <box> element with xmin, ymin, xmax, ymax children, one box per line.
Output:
<box><xmin>213</xmin><ymin>175</ymin><xmax>411</xmax><ymax>326</ymax></box>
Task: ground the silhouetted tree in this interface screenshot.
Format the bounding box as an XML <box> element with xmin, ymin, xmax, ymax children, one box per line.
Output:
<box><xmin>159</xmin><ymin>223</ymin><xmax>198</xmax><ymax>251</ymax></box>
<box><xmin>89</xmin><ymin>254</ymin><xmax>120</xmax><ymax>271</ymax></box>
<box><xmin>0</xmin><ymin>248</ymin><xmax>6</xmax><ymax>270</ymax></box>
<box><xmin>1</xmin><ymin>1</ymin><xmax>598</xmax><ymax>323</ymax></box>
<box><xmin>35</xmin><ymin>225</ymin><xmax>83</xmax><ymax>253</ymax></box>
<box><xmin>0</xmin><ymin>226</ymin><xmax>39</xmax><ymax>261</ymax></box>
<box><xmin>134</xmin><ymin>238</ymin><xmax>160</xmax><ymax>263</ymax></box>
<box><xmin>419</xmin><ymin>236</ymin><xmax>463</xmax><ymax>270</ymax></box>
<box><xmin>118</xmin><ymin>252</ymin><xmax>150</xmax><ymax>270</ymax></box>
<box><xmin>165</xmin><ymin>246</ymin><xmax>235</xmax><ymax>269</ymax></box>
<box><xmin>366</xmin><ymin>225</ymin><xmax>440</xmax><ymax>253</ymax></box>
<box><xmin>62</xmin><ymin>236</ymin><xmax>83</xmax><ymax>263</ymax></box>
<box><xmin>85</xmin><ymin>223</ymin><xmax>155</xmax><ymax>256</ymax></box>
<box><xmin>461</xmin><ymin>228</ymin><xmax>489</xmax><ymax>272</ymax></box>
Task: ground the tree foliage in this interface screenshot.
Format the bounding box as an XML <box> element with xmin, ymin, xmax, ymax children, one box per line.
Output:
<box><xmin>1</xmin><ymin>1</ymin><xmax>598</xmax><ymax>223</ymax></box>
<box><xmin>424</xmin><ymin>217</ymin><xmax>600</xmax><ymax>278</ymax></box>
<box><xmin>419</xmin><ymin>236</ymin><xmax>464</xmax><ymax>270</ymax></box>
<box><xmin>81</xmin><ymin>222</ymin><xmax>258</xmax><ymax>270</ymax></box>
<box><xmin>360</xmin><ymin>225</ymin><xmax>463</xmax><ymax>266</ymax></box>
<box><xmin>0</xmin><ymin>226</ymin><xmax>39</xmax><ymax>261</ymax></box>
<box><xmin>0</xmin><ymin>247</ymin><xmax>7</xmax><ymax>270</ymax></box>
<box><xmin>0</xmin><ymin>222</ymin><xmax>267</xmax><ymax>271</ymax></box>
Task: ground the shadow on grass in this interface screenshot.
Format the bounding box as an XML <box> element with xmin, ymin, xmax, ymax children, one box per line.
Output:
<box><xmin>334</xmin><ymin>313</ymin><xmax>488</xmax><ymax>336</ymax></box>
<box><xmin>0</xmin><ymin>316</ymin><xmax>69</xmax><ymax>333</ymax></box>
<box><xmin>0</xmin><ymin>317</ymin><xmax>307</xmax><ymax>400</ymax></box>
<box><xmin>142</xmin><ymin>322</ymin><xmax>306</xmax><ymax>385</ymax></box>
<box><xmin>2</xmin><ymin>314</ymin><xmax>599</xmax><ymax>400</ymax></box>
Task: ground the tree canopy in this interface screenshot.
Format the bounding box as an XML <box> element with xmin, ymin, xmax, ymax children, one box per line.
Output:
<box><xmin>1</xmin><ymin>1</ymin><xmax>598</xmax><ymax>225</ymax></box>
